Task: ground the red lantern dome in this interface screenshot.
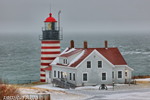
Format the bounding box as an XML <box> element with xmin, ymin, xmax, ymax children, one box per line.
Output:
<box><xmin>44</xmin><ymin>13</ymin><xmax>57</xmax><ymax>22</ymax></box>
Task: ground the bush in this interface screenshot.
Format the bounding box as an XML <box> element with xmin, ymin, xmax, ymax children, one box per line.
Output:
<box><xmin>132</xmin><ymin>75</ymin><xmax>150</xmax><ymax>79</ymax></box>
<box><xmin>0</xmin><ymin>79</ymin><xmax>21</xmax><ymax>100</ymax></box>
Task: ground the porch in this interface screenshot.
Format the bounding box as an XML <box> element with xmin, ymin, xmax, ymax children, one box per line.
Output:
<box><xmin>53</xmin><ymin>78</ymin><xmax>75</xmax><ymax>89</ymax></box>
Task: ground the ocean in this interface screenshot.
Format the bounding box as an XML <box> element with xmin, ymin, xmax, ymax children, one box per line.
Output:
<box><xmin>0</xmin><ymin>32</ymin><xmax>150</xmax><ymax>83</ymax></box>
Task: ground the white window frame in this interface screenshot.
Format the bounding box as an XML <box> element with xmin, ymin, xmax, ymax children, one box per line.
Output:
<box><xmin>97</xmin><ymin>60</ymin><xmax>103</xmax><ymax>68</ymax></box>
<box><xmin>82</xmin><ymin>72</ymin><xmax>88</xmax><ymax>82</ymax></box>
<box><xmin>117</xmin><ymin>70</ymin><xmax>123</xmax><ymax>79</ymax></box>
<box><xmin>101</xmin><ymin>72</ymin><xmax>107</xmax><ymax>81</ymax></box>
<box><xmin>54</xmin><ymin>70</ymin><xmax>56</xmax><ymax>78</ymax></box>
<box><xmin>87</xmin><ymin>60</ymin><xmax>92</xmax><ymax>69</ymax></box>
<box><xmin>73</xmin><ymin>72</ymin><xmax>75</xmax><ymax>81</ymax></box>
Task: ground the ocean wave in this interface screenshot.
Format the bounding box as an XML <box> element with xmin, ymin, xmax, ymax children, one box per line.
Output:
<box><xmin>121</xmin><ymin>51</ymin><xmax>141</xmax><ymax>55</ymax></box>
<box><xmin>121</xmin><ymin>51</ymin><xmax>150</xmax><ymax>55</ymax></box>
<box><xmin>142</xmin><ymin>52</ymin><xmax>150</xmax><ymax>55</ymax></box>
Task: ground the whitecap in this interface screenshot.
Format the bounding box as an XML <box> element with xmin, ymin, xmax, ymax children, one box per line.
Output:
<box><xmin>121</xmin><ymin>51</ymin><xmax>141</xmax><ymax>55</ymax></box>
<box><xmin>142</xmin><ymin>52</ymin><xmax>150</xmax><ymax>55</ymax></box>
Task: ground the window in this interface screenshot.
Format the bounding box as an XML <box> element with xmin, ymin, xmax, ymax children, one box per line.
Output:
<box><xmin>58</xmin><ymin>71</ymin><xmax>60</xmax><ymax>78</ymax></box>
<box><xmin>63</xmin><ymin>59</ymin><xmax>65</xmax><ymax>64</ymax></box>
<box><xmin>87</xmin><ymin>61</ymin><xmax>91</xmax><ymax>68</ymax></box>
<box><xmin>63</xmin><ymin>59</ymin><xmax>68</xmax><ymax>64</ymax></box>
<box><xmin>61</xmin><ymin>72</ymin><xmax>63</xmax><ymax>78</ymax></box>
<box><xmin>118</xmin><ymin>71</ymin><xmax>122</xmax><ymax>78</ymax></box>
<box><xmin>49</xmin><ymin>71</ymin><xmax>51</xmax><ymax>78</ymax></box>
<box><xmin>54</xmin><ymin>70</ymin><xmax>56</xmax><ymax>77</ymax></box>
<box><xmin>70</xmin><ymin>73</ymin><xmax>72</xmax><ymax>80</ymax></box>
<box><xmin>73</xmin><ymin>73</ymin><xmax>75</xmax><ymax>81</ymax></box>
<box><xmin>102</xmin><ymin>73</ymin><xmax>106</xmax><ymax>80</ymax></box>
<box><xmin>98</xmin><ymin>61</ymin><xmax>102</xmax><ymax>68</ymax></box>
<box><xmin>125</xmin><ymin>72</ymin><xmax>127</xmax><ymax>76</ymax></box>
<box><xmin>112</xmin><ymin>71</ymin><xmax>114</xmax><ymax>79</ymax></box>
<box><xmin>83</xmin><ymin>73</ymin><xmax>87</xmax><ymax>81</ymax></box>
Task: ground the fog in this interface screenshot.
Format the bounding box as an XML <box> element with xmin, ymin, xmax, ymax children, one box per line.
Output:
<box><xmin>0</xmin><ymin>0</ymin><xmax>150</xmax><ymax>34</ymax></box>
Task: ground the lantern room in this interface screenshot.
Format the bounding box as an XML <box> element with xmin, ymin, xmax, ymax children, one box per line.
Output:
<box><xmin>40</xmin><ymin>12</ymin><xmax>63</xmax><ymax>40</ymax></box>
<box><xmin>44</xmin><ymin>13</ymin><xmax>57</xmax><ymax>30</ymax></box>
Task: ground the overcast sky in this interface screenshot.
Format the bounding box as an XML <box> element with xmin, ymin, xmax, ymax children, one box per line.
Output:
<box><xmin>0</xmin><ymin>0</ymin><xmax>150</xmax><ymax>34</ymax></box>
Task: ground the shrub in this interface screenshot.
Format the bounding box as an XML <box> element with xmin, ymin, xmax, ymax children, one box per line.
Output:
<box><xmin>132</xmin><ymin>75</ymin><xmax>150</xmax><ymax>79</ymax></box>
<box><xmin>0</xmin><ymin>79</ymin><xmax>21</xmax><ymax>100</ymax></box>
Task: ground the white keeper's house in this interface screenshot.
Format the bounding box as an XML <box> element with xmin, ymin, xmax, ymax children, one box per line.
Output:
<box><xmin>45</xmin><ymin>40</ymin><xmax>133</xmax><ymax>86</ymax></box>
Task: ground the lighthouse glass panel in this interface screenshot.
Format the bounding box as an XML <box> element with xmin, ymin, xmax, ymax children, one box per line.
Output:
<box><xmin>45</xmin><ymin>22</ymin><xmax>56</xmax><ymax>30</ymax></box>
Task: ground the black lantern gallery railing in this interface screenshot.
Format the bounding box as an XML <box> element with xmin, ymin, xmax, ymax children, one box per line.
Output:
<box><xmin>39</xmin><ymin>27</ymin><xmax>63</xmax><ymax>40</ymax></box>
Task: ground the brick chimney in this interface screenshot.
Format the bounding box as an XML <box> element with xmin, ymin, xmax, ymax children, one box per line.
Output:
<box><xmin>70</xmin><ymin>40</ymin><xmax>74</xmax><ymax>48</ymax></box>
<box><xmin>105</xmin><ymin>40</ymin><xmax>107</xmax><ymax>48</ymax></box>
<box><xmin>84</xmin><ymin>41</ymin><xmax>87</xmax><ymax>49</ymax></box>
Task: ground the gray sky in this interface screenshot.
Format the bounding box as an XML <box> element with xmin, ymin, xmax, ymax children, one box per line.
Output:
<box><xmin>0</xmin><ymin>0</ymin><xmax>150</xmax><ymax>34</ymax></box>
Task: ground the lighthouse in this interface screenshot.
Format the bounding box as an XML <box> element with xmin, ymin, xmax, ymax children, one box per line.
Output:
<box><xmin>40</xmin><ymin>12</ymin><xmax>62</xmax><ymax>82</ymax></box>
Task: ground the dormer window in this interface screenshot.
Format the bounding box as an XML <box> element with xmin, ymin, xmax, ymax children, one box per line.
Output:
<box><xmin>63</xmin><ymin>59</ymin><xmax>68</xmax><ymax>64</ymax></box>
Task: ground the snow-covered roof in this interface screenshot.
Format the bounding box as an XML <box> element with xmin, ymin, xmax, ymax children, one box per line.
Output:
<box><xmin>51</xmin><ymin>47</ymin><xmax>128</xmax><ymax>68</ymax></box>
<box><xmin>59</xmin><ymin>48</ymin><xmax>83</xmax><ymax>57</ymax></box>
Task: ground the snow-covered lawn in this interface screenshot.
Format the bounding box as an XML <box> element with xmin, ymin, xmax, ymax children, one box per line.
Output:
<box><xmin>102</xmin><ymin>91</ymin><xmax>150</xmax><ymax>99</ymax></box>
<box><xmin>19</xmin><ymin>85</ymin><xmax>85</xmax><ymax>100</ymax></box>
<box><xmin>17</xmin><ymin>78</ymin><xmax>150</xmax><ymax>100</ymax></box>
<box><xmin>75</xmin><ymin>85</ymin><xmax>113</xmax><ymax>90</ymax></box>
<box><xmin>135</xmin><ymin>78</ymin><xmax>150</xmax><ymax>81</ymax></box>
<box><xmin>34</xmin><ymin>84</ymin><xmax>66</xmax><ymax>91</ymax></box>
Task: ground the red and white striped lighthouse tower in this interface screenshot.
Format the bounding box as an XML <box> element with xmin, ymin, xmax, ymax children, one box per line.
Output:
<box><xmin>40</xmin><ymin>12</ymin><xmax>62</xmax><ymax>82</ymax></box>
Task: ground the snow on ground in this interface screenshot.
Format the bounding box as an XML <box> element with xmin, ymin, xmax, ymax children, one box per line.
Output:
<box><xmin>75</xmin><ymin>85</ymin><xmax>112</xmax><ymax>90</ymax></box>
<box><xmin>17</xmin><ymin>78</ymin><xmax>150</xmax><ymax>100</ymax></box>
<box><xmin>102</xmin><ymin>91</ymin><xmax>150</xmax><ymax>99</ymax></box>
<box><xmin>34</xmin><ymin>84</ymin><xmax>113</xmax><ymax>91</ymax></box>
<box><xmin>32</xmin><ymin>83</ymin><xmax>150</xmax><ymax>99</ymax></box>
<box><xmin>115</xmin><ymin>84</ymin><xmax>126</xmax><ymax>86</ymax></box>
<box><xmin>19</xmin><ymin>85</ymin><xmax>85</xmax><ymax>100</ymax></box>
<box><xmin>34</xmin><ymin>84</ymin><xmax>66</xmax><ymax>91</ymax></box>
<box><xmin>135</xmin><ymin>78</ymin><xmax>150</xmax><ymax>81</ymax></box>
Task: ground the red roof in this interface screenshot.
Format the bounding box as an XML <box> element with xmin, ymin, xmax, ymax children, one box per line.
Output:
<box><xmin>56</xmin><ymin>47</ymin><xmax>127</xmax><ymax>67</ymax></box>
<box><xmin>44</xmin><ymin>13</ymin><xmax>57</xmax><ymax>22</ymax></box>
<box><xmin>60</xmin><ymin>49</ymin><xmax>83</xmax><ymax>57</ymax></box>
<box><xmin>44</xmin><ymin>66</ymin><xmax>52</xmax><ymax>71</ymax></box>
